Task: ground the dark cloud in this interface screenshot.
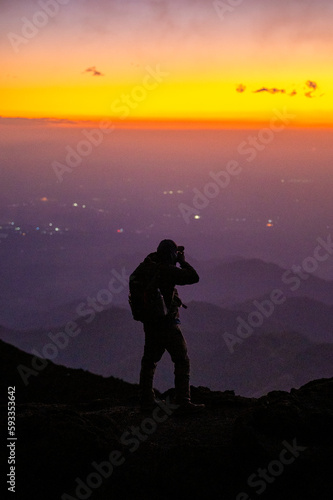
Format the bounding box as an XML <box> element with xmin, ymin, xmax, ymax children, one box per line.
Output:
<box><xmin>306</xmin><ymin>80</ymin><xmax>317</xmax><ymax>90</ymax></box>
<box><xmin>304</xmin><ymin>80</ymin><xmax>318</xmax><ymax>98</ymax></box>
<box><xmin>253</xmin><ymin>87</ymin><xmax>286</xmax><ymax>94</ymax></box>
<box><xmin>236</xmin><ymin>84</ymin><xmax>246</xmax><ymax>93</ymax></box>
<box><xmin>237</xmin><ymin>81</ymin><xmax>321</xmax><ymax>98</ymax></box>
<box><xmin>84</xmin><ymin>66</ymin><xmax>104</xmax><ymax>76</ymax></box>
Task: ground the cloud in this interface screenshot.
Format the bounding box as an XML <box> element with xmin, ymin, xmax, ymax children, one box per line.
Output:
<box><xmin>253</xmin><ymin>87</ymin><xmax>286</xmax><ymax>94</ymax></box>
<box><xmin>306</xmin><ymin>80</ymin><xmax>317</xmax><ymax>90</ymax></box>
<box><xmin>237</xmin><ymin>80</ymin><xmax>322</xmax><ymax>98</ymax></box>
<box><xmin>236</xmin><ymin>84</ymin><xmax>246</xmax><ymax>93</ymax></box>
<box><xmin>304</xmin><ymin>80</ymin><xmax>318</xmax><ymax>98</ymax></box>
<box><xmin>0</xmin><ymin>116</ymin><xmax>79</xmax><ymax>126</ymax></box>
<box><xmin>84</xmin><ymin>66</ymin><xmax>104</xmax><ymax>77</ymax></box>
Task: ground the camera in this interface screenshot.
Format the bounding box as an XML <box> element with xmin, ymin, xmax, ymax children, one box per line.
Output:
<box><xmin>177</xmin><ymin>245</ymin><xmax>185</xmax><ymax>262</ymax></box>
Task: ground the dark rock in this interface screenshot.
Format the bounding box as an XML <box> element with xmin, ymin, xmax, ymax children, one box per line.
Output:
<box><xmin>1</xmin><ymin>339</ymin><xmax>333</xmax><ymax>500</ymax></box>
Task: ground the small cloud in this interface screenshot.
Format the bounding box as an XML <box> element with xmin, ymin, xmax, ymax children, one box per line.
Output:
<box><xmin>304</xmin><ymin>80</ymin><xmax>318</xmax><ymax>98</ymax></box>
<box><xmin>236</xmin><ymin>84</ymin><xmax>246</xmax><ymax>93</ymax></box>
<box><xmin>84</xmin><ymin>66</ymin><xmax>104</xmax><ymax>77</ymax></box>
<box><xmin>253</xmin><ymin>87</ymin><xmax>286</xmax><ymax>94</ymax></box>
<box><xmin>306</xmin><ymin>80</ymin><xmax>317</xmax><ymax>90</ymax></box>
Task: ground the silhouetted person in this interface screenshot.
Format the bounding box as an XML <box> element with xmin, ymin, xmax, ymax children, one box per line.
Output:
<box><xmin>135</xmin><ymin>239</ymin><xmax>204</xmax><ymax>413</ymax></box>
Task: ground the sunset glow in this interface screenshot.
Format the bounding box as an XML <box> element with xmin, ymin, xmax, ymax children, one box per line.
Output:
<box><xmin>1</xmin><ymin>0</ymin><xmax>332</xmax><ymax>128</ymax></box>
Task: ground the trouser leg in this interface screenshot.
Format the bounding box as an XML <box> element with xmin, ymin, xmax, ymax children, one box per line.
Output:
<box><xmin>140</xmin><ymin>322</ymin><xmax>165</xmax><ymax>404</ymax></box>
<box><xmin>174</xmin><ymin>357</ymin><xmax>191</xmax><ymax>403</ymax></box>
<box><xmin>166</xmin><ymin>325</ymin><xmax>191</xmax><ymax>404</ymax></box>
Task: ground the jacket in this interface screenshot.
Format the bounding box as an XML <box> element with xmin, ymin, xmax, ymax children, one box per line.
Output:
<box><xmin>146</xmin><ymin>252</ymin><xmax>199</xmax><ymax>319</ymax></box>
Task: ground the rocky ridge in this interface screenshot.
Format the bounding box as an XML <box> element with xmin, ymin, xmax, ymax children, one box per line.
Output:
<box><xmin>1</xmin><ymin>340</ymin><xmax>333</xmax><ymax>500</ymax></box>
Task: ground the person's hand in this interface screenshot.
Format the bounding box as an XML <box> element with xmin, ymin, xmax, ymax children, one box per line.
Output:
<box><xmin>177</xmin><ymin>249</ymin><xmax>185</xmax><ymax>264</ymax></box>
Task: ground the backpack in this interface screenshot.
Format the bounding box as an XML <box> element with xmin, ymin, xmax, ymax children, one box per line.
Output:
<box><xmin>128</xmin><ymin>256</ymin><xmax>168</xmax><ymax>322</ymax></box>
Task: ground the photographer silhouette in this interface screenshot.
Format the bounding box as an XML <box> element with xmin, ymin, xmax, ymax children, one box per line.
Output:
<box><xmin>131</xmin><ymin>239</ymin><xmax>205</xmax><ymax>413</ymax></box>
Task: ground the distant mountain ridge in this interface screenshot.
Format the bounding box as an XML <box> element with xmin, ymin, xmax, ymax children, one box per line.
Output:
<box><xmin>199</xmin><ymin>257</ymin><xmax>333</xmax><ymax>307</ymax></box>
<box><xmin>233</xmin><ymin>295</ymin><xmax>333</xmax><ymax>343</ymax></box>
<box><xmin>1</xmin><ymin>299</ymin><xmax>333</xmax><ymax>397</ymax></box>
<box><xmin>1</xmin><ymin>256</ymin><xmax>333</xmax><ymax>331</ymax></box>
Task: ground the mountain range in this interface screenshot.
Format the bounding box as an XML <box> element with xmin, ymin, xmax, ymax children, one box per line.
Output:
<box><xmin>1</xmin><ymin>256</ymin><xmax>332</xmax><ymax>398</ymax></box>
<box><xmin>1</xmin><ymin>297</ymin><xmax>332</xmax><ymax>397</ymax></box>
<box><xmin>1</xmin><ymin>256</ymin><xmax>333</xmax><ymax>331</ymax></box>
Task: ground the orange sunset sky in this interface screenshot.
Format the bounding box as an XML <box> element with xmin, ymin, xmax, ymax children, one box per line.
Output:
<box><xmin>1</xmin><ymin>0</ymin><xmax>333</xmax><ymax>128</ymax></box>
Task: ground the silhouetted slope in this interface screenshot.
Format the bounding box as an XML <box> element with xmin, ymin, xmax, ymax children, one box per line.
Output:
<box><xmin>0</xmin><ymin>339</ymin><xmax>139</xmax><ymax>405</ymax></box>
<box><xmin>1</xmin><ymin>340</ymin><xmax>333</xmax><ymax>500</ymax></box>
<box><xmin>0</xmin><ymin>307</ymin><xmax>143</xmax><ymax>384</ymax></box>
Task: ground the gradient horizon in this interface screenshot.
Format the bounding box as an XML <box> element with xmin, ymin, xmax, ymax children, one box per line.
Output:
<box><xmin>1</xmin><ymin>0</ymin><xmax>333</xmax><ymax>129</ymax></box>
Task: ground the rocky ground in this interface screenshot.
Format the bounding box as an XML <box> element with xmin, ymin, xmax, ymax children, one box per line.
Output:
<box><xmin>1</xmin><ymin>340</ymin><xmax>333</xmax><ymax>500</ymax></box>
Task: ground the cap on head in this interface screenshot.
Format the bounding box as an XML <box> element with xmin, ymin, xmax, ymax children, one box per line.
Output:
<box><xmin>157</xmin><ymin>239</ymin><xmax>178</xmax><ymax>263</ymax></box>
